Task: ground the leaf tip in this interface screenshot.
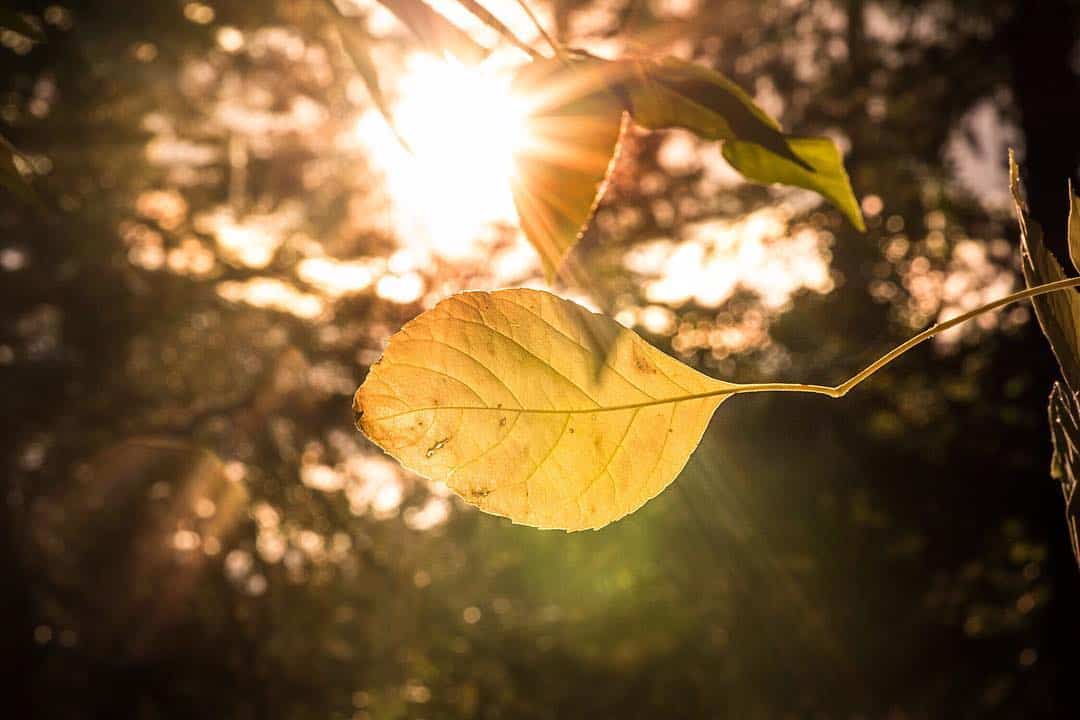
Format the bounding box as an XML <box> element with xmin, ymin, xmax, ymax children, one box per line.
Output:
<box><xmin>849</xmin><ymin>207</ymin><xmax>868</xmax><ymax>233</ymax></box>
<box><xmin>1008</xmin><ymin>149</ymin><xmax>1023</xmax><ymax>206</ymax></box>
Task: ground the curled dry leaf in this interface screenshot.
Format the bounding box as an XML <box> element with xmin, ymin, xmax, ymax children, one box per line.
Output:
<box><xmin>353</xmin><ymin>289</ymin><xmax>734</xmax><ymax>530</ymax></box>
<box><xmin>1014</xmin><ymin>153</ymin><xmax>1080</xmax><ymax>569</ymax></box>
<box><xmin>1048</xmin><ymin>383</ymin><xmax>1080</xmax><ymax>565</ymax></box>
<box><xmin>1013</xmin><ymin>155</ymin><xmax>1080</xmax><ymax>391</ymax></box>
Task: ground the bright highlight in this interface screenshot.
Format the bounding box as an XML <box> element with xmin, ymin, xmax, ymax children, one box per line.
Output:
<box><xmin>360</xmin><ymin>56</ymin><xmax>530</xmax><ymax>260</ymax></box>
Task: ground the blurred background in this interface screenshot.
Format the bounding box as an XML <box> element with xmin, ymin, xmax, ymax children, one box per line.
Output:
<box><xmin>3</xmin><ymin>0</ymin><xmax>1080</xmax><ymax>717</ymax></box>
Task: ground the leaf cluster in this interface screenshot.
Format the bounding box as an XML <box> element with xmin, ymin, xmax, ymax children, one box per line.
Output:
<box><xmin>323</xmin><ymin>0</ymin><xmax>864</xmax><ymax>279</ymax></box>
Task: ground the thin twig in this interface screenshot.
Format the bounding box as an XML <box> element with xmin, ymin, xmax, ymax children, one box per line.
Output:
<box><xmin>364</xmin><ymin>276</ymin><xmax>1080</xmax><ymax>423</ymax></box>
<box><xmin>828</xmin><ymin>276</ymin><xmax>1080</xmax><ymax>397</ymax></box>
<box><xmin>513</xmin><ymin>0</ymin><xmax>562</xmax><ymax>58</ymax></box>
<box><xmin>454</xmin><ymin>0</ymin><xmax>544</xmax><ymax>60</ymax></box>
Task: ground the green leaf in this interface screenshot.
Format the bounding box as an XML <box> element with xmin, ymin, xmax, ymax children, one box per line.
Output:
<box><xmin>511</xmin><ymin>58</ymin><xmax>627</xmax><ymax>281</ymax></box>
<box><xmin>620</xmin><ymin>57</ymin><xmax>805</xmax><ymax>168</ymax></box>
<box><xmin>353</xmin><ymin>289</ymin><xmax>734</xmax><ymax>531</ymax></box>
<box><xmin>722</xmin><ymin>136</ymin><xmax>866</xmax><ymax>232</ymax></box>
<box><xmin>1068</xmin><ymin>180</ymin><xmax>1080</xmax><ymax>274</ymax></box>
<box><xmin>1047</xmin><ymin>382</ymin><xmax>1080</xmax><ymax>565</ymax></box>
<box><xmin>1012</xmin><ymin>154</ymin><xmax>1080</xmax><ymax>392</ymax></box>
<box><xmin>616</xmin><ymin>56</ymin><xmax>863</xmax><ymax>231</ymax></box>
<box><xmin>376</xmin><ymin>0</ymin><xmax>487</xmax><ymax>64</ymax></box>
<box><xmin>0</xmin><ymin>9</ymin><xmax>44</xmax><ymax>42</ymax></box>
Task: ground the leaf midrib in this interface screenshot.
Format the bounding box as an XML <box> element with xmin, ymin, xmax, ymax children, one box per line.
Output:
<box><xmin>366</xmin><ymin>387</ymin><xmax>732</xmax><ymax>422</ymax></box>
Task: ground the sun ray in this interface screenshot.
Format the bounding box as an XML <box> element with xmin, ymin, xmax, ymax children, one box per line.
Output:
<box><xmin>356</xmin><ymin>54</ymin><xmax>532</xmax><ymax>261</ymax></box>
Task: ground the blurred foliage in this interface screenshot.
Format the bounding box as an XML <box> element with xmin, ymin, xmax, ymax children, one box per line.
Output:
<box><xmin>2</xmin><ymin>0</ymin><xmax>1080</xmax><ymax>718</ymax></box>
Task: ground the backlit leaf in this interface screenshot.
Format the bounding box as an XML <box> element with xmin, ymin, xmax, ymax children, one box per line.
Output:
<box><xmin>1047</xmin><ymin>382</ymin><xmax>1080</xmax><ymax>565</ymax></box>
<box><xmin>722</xmin><ymin>136</ymin><xmax>866</xmax><ymax>232</ymax></box>
<box><xmin>621</xmin><ymin>56</ymin><xmax>804</xmax><ymax>168</ymax></box>
<box><xmin>1012</xmin><ymin>154</ymin><xmax>1080</xmax><ymax>392</ymax></box>
<box><xmin>616</xmin><ymin>56</ymin><xmax>863</xmax><ymax>230</ymax></box>
<box><xmin>353</xmin><ymin>289</ymin><xmax>734</xmax><ymax>531</ymax></box>
<box><xmin>511</xmin><ymin>59</ymin><xmax>627</xmax><ymax>281</ymax></box>
<box><xmin>377</xmin><ymin>0</ymin><xmax>487</xmax><ymax>64</ymax></box>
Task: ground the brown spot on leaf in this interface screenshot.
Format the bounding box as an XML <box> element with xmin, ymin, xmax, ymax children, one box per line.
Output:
<box><xmin>425</xmin><ymin>437</ymin><xmax>449</xmax><ymax>458</ymax></box>
<box><xmin>462</xmin><ymin>486</ymin><xmax>493</xmax><ymax>501</ymax></box>
<box><xmin>632</xmin><ymin>345</ymin><xmax>657</xmax><ymax>374</ymax></box>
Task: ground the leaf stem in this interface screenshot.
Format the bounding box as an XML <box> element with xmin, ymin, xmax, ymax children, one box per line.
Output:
<box><xmin>364</xmin><ymin>278</ymin><xmax>1080</xmax><ymax>424</ymax></box>
<box><xmin>725</xmin><ymin>276</ymin><xmax>1080</xmax><ymax>400</ymax></box>
<box><xmin>454</xmin><ymin>0</ymin><xmax>545</xmax><ymax>60</ymax></box>
<box><xmin>513</xmin><ymin>0</ymin><xmax>563</xmax><ymax>60</ymax></box>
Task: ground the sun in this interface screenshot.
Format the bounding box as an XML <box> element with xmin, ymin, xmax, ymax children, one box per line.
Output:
<box><xmin>358</xmin><ymin>54</ymin><xmax>531</xmax><ymax>261</ymax></box>
<box><xmin>395</xmin><ymin>56</ymin><xmax>527</xmax><ymax>201</ymax></box>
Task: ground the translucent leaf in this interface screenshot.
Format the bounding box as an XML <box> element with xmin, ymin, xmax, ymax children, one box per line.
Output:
<box><xmin>1012</xmin><ymin>155</ymin><xmax>1080</xmax><ymax>392</ymax></box>
<box><xmin>1047</xmin><ymin>382</ymin><xmax>1080</xmax><ymax>565</ymax></box>
<box><xmin>615</xmin><ymin>56</ymin><xmax>863</xmax><ymax>231</ymax></box>
<box><xmin>353</xmin><ymin>289</ymin><xmax>733</xmax><ymax>531</ymax></box>
<box><xmin>722</xmin><ymin>136</ymin><xmax>866</xmax><ymax>232</ymax></box>
<box><xmin>621</xmin><ymin>56</ymin><xmax>804</xmax><ymax>168</ymax></box>
<box><xmin>511</xmin><ymin>59</ymin><xmax>627</xmax><ymax>281</ymax></box>
<box><xmin>377</xmin><ymin>0</ymin><xmax>487</xmax><ymax>64</ymax></box>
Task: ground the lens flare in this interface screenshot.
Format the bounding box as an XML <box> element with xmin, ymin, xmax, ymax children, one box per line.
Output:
<box><xmin>358</xmin><ymin>55</ymin><xmax>530</xmax><ymax>261</ymax></box>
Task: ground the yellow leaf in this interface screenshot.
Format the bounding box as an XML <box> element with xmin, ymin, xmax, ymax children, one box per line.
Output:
<box><xmin>511</xmin><ymin>59</ymin><xmax>627</xmax><ymax>282</ymax></box>
<box><xmin>353</xmin><ymin>289</ymin><xmax>733</xmax><ymax>531</ymax></box>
